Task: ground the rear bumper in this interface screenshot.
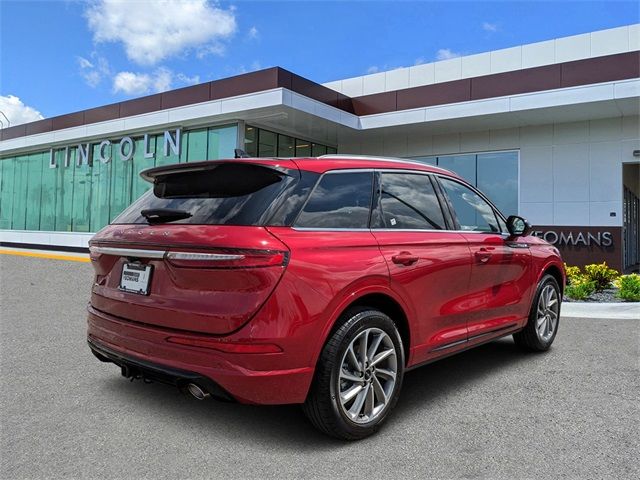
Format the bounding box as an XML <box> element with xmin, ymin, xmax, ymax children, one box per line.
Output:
<box><xmin>87</xmin><ymin>305</ymin><xmax>314</xmax><ymax>405</ymax></box>
<box><xmin>88</xmin><ymin>339</ymin><xmax>235</xmax><ymax>401</ymax></box>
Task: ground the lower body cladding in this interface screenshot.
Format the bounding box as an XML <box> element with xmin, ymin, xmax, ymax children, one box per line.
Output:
<box><xmin>86</xmin><ymin>305</ymin><xmax>314</xmax><ymax>405</ymax></box>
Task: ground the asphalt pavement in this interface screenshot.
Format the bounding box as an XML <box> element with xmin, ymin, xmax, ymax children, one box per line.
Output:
<box><xmin>1</xmin><ymin>253</ymin><xmax>638</xmax><ymax>479</ymax></box>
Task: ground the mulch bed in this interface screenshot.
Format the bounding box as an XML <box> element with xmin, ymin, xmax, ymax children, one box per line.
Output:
<box><xmin>563</xmin><ymin>288</ymin><xmax>622</xmax><ymax>303</ymax></box>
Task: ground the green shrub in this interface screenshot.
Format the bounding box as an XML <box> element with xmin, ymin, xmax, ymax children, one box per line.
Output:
<box><xmin>564</xmin><ymin>263</ymin><xmax>582</xmax><ymax>285</ymax></box>
<box><xmin>617</xmin><ymin>274</ymin><xmax>640</xmax><ymax>302</ymax></box>
<box><xmin>583</xmin><ymin>262</ymin><xmax>619</xmax><ymax>291</ymax></box>
<box><xmin>564</xmin><ymin>275</ymin><xmax>596</xmax><ymax>300</ymax></box>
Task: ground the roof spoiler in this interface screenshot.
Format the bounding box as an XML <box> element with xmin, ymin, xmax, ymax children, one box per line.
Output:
<box><xmin>139</xmin><ymin>159</ymin><xmax>294</xmax><ymax>183</ymax></box>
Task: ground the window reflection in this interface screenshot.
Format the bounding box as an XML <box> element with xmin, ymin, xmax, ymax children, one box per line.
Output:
<box><xmin>411</xmin><ymin>151</ymin><xmax>518</xmax><ymax>216</ymax></box>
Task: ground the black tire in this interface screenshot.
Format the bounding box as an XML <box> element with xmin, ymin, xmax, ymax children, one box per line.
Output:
<box><xmin>513</xmin><ymin>274</ymin><xmax>561</xmax><ymax>351</ymax></box>
<box><xmin>303</xmin><ymin>307</ymin><xmax>405</xmax><ymax>440</ymax></box>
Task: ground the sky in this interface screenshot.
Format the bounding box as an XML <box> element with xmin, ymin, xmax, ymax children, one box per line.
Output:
<box><xmin>1</xmin><ymin>0</ymin><xmax>638</xmax><ymax>126</ymax></box>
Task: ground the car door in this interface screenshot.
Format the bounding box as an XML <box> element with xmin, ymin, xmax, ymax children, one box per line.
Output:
<box><xmin>370</xmin><ymin>171</ymin><xmax>472</xmax><ymax>366</ymax></box>
<box><xmin>436</xmin><ymin>176</ymin><xmax>533</xmax><ymax>340</ymax></box>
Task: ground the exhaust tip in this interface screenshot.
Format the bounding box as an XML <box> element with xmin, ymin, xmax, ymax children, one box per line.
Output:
<box><xmin>186</xmin><ymin>383</ymin><xmax>210</xmax><ymax>401</ymax></box>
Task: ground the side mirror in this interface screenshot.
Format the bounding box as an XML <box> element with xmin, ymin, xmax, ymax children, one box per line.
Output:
<box><xmin>506</xmin><ymin>215</ymin><xmax>532</xmax><ymax>236</ymax></box>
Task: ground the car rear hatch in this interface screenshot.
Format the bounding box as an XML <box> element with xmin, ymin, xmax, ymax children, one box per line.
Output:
<box><xmin>89</xmin><ymin>160</ymin><xmax>300</xmax><ymax>335</ymax></box>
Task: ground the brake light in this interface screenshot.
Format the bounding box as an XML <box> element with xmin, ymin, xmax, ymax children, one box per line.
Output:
<box><xmin>166</xmin><ymin>336</ymin><xmax>282</xmax><ymax>354</ymax></box>
<box><xmin>165</xmin><ymin>250</ymin><xmax>287</xmax><ymax>269</ymax></box>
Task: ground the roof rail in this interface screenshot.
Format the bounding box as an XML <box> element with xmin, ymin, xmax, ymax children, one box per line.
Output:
<box><xmin>317</xmin><ymin>154</ymin><xmax>451</xmax><ymax>172</ymax></box>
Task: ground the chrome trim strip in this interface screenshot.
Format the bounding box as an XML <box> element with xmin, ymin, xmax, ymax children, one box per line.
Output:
<box><xmin>430</xmin><ymin>338</ymin><xmax>468</xmax><ymax>352</ymax></box>
<box><xmin>165</xmin><ymin>252</ymin><xmax>245</xmax><ymax>261</ymax></box>
<box><xmin>467</xmin><ymin>323</ymin><xmax>519</xmax><ymax>342</ymax></box>
<box><xmin>90</xmin><ymin>247</ymin><xmax>167</xmax><ymax>259</ymax></box>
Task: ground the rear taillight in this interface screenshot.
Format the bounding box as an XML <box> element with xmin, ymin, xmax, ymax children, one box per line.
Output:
<box><xmin>165</xmin><ymin>250</ymin><xmax>287</xmax><ymax>269</ymax></box>
<box><xmin>166</xmin><ymin>336</ymin><xmax>282</xmax><ymax>354</ymax></box>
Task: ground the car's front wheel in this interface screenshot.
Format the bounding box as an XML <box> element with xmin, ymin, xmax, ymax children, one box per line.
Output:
<box><xmin>514</xmin><ymin>274</ymin><xmax>562</xmax><ymax>351</ymax></box>
<box><xmin>303</xmin><ymin>308</ymin><xmax>405</xmax><ymax>440</ymax></box>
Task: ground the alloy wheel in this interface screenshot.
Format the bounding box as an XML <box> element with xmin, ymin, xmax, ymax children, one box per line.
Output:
<box><xmin>536</xmin><ymin>284</ymin><xmax>559</xmax><ymax>342</ymax></box>
<box><xmin>337</xmin><ymin>327</ymin><xmax>398</xmax><ymax>424</ymax></box>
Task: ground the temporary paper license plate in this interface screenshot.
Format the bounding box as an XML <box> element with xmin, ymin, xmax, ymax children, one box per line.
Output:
<box><xmin>119</xmin><ymin>263</ymin><xmax>152</xmax><ymax>295</ymax></box>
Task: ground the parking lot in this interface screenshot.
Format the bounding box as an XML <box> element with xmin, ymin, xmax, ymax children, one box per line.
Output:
<box><xmin>1</xmin><ymin>253</ymin><xmax>638</xmax><ymax>479</ymax></box>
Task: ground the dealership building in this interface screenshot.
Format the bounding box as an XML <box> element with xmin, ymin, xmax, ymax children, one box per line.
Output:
<box><xmin>1</xmin><ymin>24</ymin><xmax>639</xmax><ymax>271</ymax></box>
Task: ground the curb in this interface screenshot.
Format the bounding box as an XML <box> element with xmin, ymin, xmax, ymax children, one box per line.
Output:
<box><xmin>562</xmin><ymin>302</ymin><xmax>640</xmax><ymax>320</ymax></box>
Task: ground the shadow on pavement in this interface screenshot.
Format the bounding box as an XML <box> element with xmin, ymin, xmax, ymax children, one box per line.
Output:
<box><xmin>97</xmin><ymin>337</ymin><xmax>531</xmax><ymax>449</ymax></box>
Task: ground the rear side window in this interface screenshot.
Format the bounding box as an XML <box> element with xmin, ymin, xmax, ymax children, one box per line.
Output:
<box><xmin>374</xmin><ymin>173</ymin><xmax>446</xmax><ymax>230</ymax></box>
<box><xmin>294</xmin><ymin>172</ymin><xmax>373</xmax><ymax>229</ymax></box>
<box><xmin>438</xmin><ymin>177</ymin><xmax>500</xmax><ymax>233</ymax></box>
<box><xmin>113</xmin><ymin>163</ymin><xmax>296</xmax><ymax>226</ymax></box>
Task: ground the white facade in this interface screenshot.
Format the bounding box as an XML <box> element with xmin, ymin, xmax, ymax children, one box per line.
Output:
<box><xmin>335</xmin><ymin>116</ymin><xmax>640</xmax><ymax>229</ymax></box>
<box><xmin>324</xmin><ymin>24</ymin><xmax>639</xmax><ymax>96</ymax></box>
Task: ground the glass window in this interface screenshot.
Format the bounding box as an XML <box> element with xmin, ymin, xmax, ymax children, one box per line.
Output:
<box><xmin>312</xmin><ymin>143</ymin><xmax>327</xmax><ymax>156</ymax></box>
<box><xmin>295</xmin><ymin>172</ymin><xmax>373</xmax><ymax>229</ymax></box>
<box><xmin>11</xmin><ymin>155</ymin><xmax>29</xmax><ymax>230</ymax></box>
<box><xmin>186</xmin><ymin>129</ymin><xmax>207</xmax><ymax>162</ymax></box>
<box><xmin>477</xmin><ymin>152</ymin><xmax>518</xmax><ymax>216</ymax></box>
<box><xmin>258</xmin><ymin>129</ymin><xmax>277</xmax><ymax>157</ymax></box>
<box><xmin>0</xmin><ymin>158</ymin><xmax>15</xmax><ymax>229</ymax></box>
<box><xmin>439</xmin><ymin>177</ymin><xmax>499</xmax><ymax>233</ymax></box>
<box><xmin>244</xmin><ymin>126</ymin><xmax>257</xmax><ymax>157</ymax></box>
<box><xmin>326</xmin><ymin>146</ymin><xmax>337</xmax><ymax>155</ymax></box>
<box><xmin>55</xmin><ymin>150</ymin><xmax>74</xmax><ymax>231</ymax></box>
<box><xmin>278</xmin><ymin>134</ymin><xmax>295</xmax><ymax>157</ymax></box>
<box><xmin>109</xmin><ymin>152</ymin><xmax>134</xmax><ymax>222</ymax></box>
<box><xmin>71</xmin><ymin>149</ymin><xmax>92</xmax><ymax>232</ymax></box>
<box><xmin>208</xmin><ymin>124</ymin><xmax>237</xmax><ymax>159</ymax></box>
<box><xmin>295</xmin><ymin>139</ymin><xmax>311</xmax><ymax>157</ymax></box>
<box><xmin>40</xmin><ymin>154</ymin><xmax>58</xmax><ymax>231</ymax></box>
<box><xmin>89</xmin><ymin>144</ymin><xmax>112</xmax><ymax>232</ymax></box>
<box><xmin>437</xmin><ymin>154</ymin><xmax>476</xmax><ymax>184</ymax></box>
<box><xmin>376</xmin><ymin>173</ymin><xmax>446</xmax><ymax>230</ymax></box>
<box><xmin>25</xmin><ymin>152</ymin><xmax>44</xmax><ymax>230</ymax></box>
<box><xmin>114</xmin><ymin>163</ymin><xmax>295</xmax><ymax>226</ymax></box>
<box><xmin>131</xmin><ymin>137</ymin><xmax>152</xmax><ymax>204</ymax></box>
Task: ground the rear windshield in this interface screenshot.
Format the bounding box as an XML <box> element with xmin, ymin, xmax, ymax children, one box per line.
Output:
<box><xmin>113</xmin><ymin>163</ymin><xmax>298</xmax><ymax>226</ymax></box>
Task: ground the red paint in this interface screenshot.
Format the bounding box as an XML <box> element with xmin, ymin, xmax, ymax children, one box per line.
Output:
<box><xmin>87</xmin><ymin>156</ymin><xmax>565</xmax><ymax>404</ymax></box>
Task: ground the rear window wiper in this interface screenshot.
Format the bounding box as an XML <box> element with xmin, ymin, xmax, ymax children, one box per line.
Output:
<box><xmin>141</xmin><ymin>208</ymin><xmax>192</xmax><ymax>224</ymax></box>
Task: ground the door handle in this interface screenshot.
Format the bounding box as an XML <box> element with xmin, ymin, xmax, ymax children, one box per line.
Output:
<box><xmin>475</xmin><ymin>247</ymin><xmax>492</xmax><ymax>264</ymax></box>
<box><xmin>392</xmin><ymin>252</ymin><xmax>419</xmax><ymax>266</ymax></box>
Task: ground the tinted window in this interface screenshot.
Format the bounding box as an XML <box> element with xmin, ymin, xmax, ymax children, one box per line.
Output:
<box><xmin>113</xmin><ymin>163</ymin><xmax>296</xmax><ymax>226</ymax></box>
<box><xmin>295</xmin><ymin>172</ymin><xmax>373</xmax><ymax>228</ymax></box>
<box><xmin>439</xmin><ymin>177</ymin><xmax>500</xmax><ymax>233</ymax></box>
<box><xmin>375</xmin><ymin>173</ymin><xmax>446</xmax><ymax>230</ymax></box>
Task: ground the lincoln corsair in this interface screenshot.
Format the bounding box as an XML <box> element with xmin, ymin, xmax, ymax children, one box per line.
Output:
<box><xmin>87</xmin><ymin>155</ymin><xmax>565</xmax><ymax>440</ymax></box>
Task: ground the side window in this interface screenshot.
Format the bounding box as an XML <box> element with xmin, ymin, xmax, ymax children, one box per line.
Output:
<box><xmin>438</xmin><ymin>177</ymin><xmax>500</xmax><ymax>233</ymax></box>
<box><xmin>375</xmin><ymin>173</ymin><xmax>446</xmax><ymax>230</ymax></box>
<box><xmin>294</xmin><ymin>172</ymin><xmax>373</xmax><ymax>228</ymax></box>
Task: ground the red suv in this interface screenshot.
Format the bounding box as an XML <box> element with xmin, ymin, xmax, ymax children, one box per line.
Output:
<box><xmin>87</xmin><ymin>155</ymin><xmax>565</xmax><ymax>439</ymax></box>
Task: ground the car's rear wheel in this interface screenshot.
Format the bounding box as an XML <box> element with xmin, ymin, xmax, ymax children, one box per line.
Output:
<box><xmin>303</xmin><ymin>308</ymin><xmax>405</xmax><ymax>440</ymax></box>
<box><xmin>514</xmin><ymin>274</ymin><xmax>561</xmax><ymax>351</ymax></box>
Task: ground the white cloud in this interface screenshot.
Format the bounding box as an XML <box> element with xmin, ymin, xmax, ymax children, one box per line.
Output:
<box><xmin>85</xmin><ymin>0</ymin><xmax>237</xmax><ymax>66</ymax></box>
<box><xmin>230</xmin><ymin>61</ymin><xmax>263</xmax><ymax>76</ymax></box>
<box><xmin>482</xmin><ymin>22</ymin><xmax>498</xmax><ymax>32</ymax></box>
<box><xmin>366</xmin><ymin>66</ymin><xmax>379</xmax><ymax>74</ymax></box>
<box><xmin>0</xmin><ymin>95</ymin><xmax>44</xmax><ymax>126</ymax></box>
<box><xmin>113</xmin><ymin>71</ymin><xmax>153</xmax><ymax>95</ymax></box>
<box><xmin>112</xmin><ymin>68</ymin><xmax>199</xmax><ymax>95</ymax></box>
<box><xmin>248</xmin><ymin>26</ymin><xmax>259</xmax><ymax>40</ymax></box>
<box><xmin>176</xmin><ymin>73</ymin><xmax>201</xmax><ymax>85</ymax></box>
<box><xmin>414</xmin><ymin>58</ymin><xmax>425</xmax><ymax>66</ymax></box>
<box><xmin>436</xmin><ymin>48</ymin><xmax>461</xmax><ymax>61</ymax></box>
<box><xmin>196</xmin><ymin>43</ymin><xmax>226</xmax><ymax>59</ymax></box>
<box><xmin>77</xmin><ymin>54</ymin><xmax>111</xmax><ymax>87</ymax></box>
